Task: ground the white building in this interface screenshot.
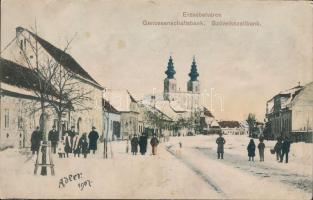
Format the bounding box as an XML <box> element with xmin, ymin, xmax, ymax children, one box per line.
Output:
<box><xmin>104</xmin><ymin>89</ymin><xmax>139</xmax><ymax>139</ymax></box>
<box><xmin>218</xmin><ymin>121</ymin><xmax>246</xmax><ymax>135</ymax></box>
<box><xmin>265</xmin><ymin>82</ymin><xmax>313</xmax><ymax>141</ymax></box>
<box><xmin>1</xmin><ymin>27</ymin><xmax>104</xmax><ymax>145</ymax></box>
<box><xmin>0</xmin><ymin>58</ymin><xmax>55</xmax><ymax>148</ymax></box>
<box><xmin>103</xmin><ymin>99</ymin><xmax>121</xmax><ymax>141</ymax></box>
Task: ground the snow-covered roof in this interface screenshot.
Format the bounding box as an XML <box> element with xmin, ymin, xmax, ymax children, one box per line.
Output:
<box><xmin>267</xmin><ymin>85</ymin><xmax>305</xmax><ymax>114</ymax></box>
<box><xmin>104</xmin><ymin>89</ymin><xmax>137</xmax><ymax>112</ymax></box>
<box><xmin>169</xmin><ymin>100</ymin><xmax>187</xmax><ymax>113</ymax></box>
<box><xmin>16</xmin><ymin>27</ymin><xmax>102</xmax><ymax>88</ymax></box>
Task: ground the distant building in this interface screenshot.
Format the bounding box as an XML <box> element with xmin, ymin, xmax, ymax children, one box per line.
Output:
<box><xmin>200</xmin><ymin>108</ymin><xmax>220</xmax><ymax>134</ymax></box>
<box><xmin>104</xmin><ymin>89</ymin><xmax>139</xmax><ymax>139</ymax></box>
<box><xmin>163</xmin><ymin>56</ymin><xmax>201</xmax><ymax>111</ymax></box>
<box><xmin>265</xmin><ymin>82</ymin><xmax>313</xmax><ymax>142</ymax></box>
<box><xmin>218</xmin><ymin>121</ymin><xmax>245</xmax><ymax>135</ymax></box>
<box><xmin>103</xmin><ymin>99</ymin><xmax>121</xmax><ymax>141</ymax></box>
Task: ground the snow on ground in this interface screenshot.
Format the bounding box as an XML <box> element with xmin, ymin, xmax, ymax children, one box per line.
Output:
<box><xmin>0</xmin><ymin>140</ymin><xmax>219</xmax><ymax>199</ymax></box>
<box><xmin>167</xmin><ymin>135</ymin><xmax>312</xmax><ymax>199</ymax></box>
<box><xmin>0</xmin><ymin>135</ymin><xmax>312</xmax><ymax>199</ymax></box>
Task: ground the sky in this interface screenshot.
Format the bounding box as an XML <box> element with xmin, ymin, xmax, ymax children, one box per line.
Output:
<box><xmin>1</xmin><ymin>0</ymin><xmax>312</xmax><ymax>121</ymax></box>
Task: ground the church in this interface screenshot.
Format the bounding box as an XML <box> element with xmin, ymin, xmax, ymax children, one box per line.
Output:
<box><xmin>142</xmin><ymin>55</ymin><xmax>218</xmax><ymax>135</ymax></box>
<box><xmin>163</xmin><ymin>56</ymin><xmax>201</xmax><ymax>111</ymax></box>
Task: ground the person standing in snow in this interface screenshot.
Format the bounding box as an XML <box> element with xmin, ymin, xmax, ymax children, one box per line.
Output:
<box><xmin>258</xmin><ymin>138</ymin><xmax>265</xmax><ymax>162</ymax></box>
<box><xmin>280</xmin><ymin>137</ymin><xmax>291</xmax><ymax>163</ymax></box>
<box><xmin>131</xmin><ymin>134</ymin><xmax>139</xmax><ymax>155</ymax></box>
<box><xmin>48</xmin><ymin>125</ymin><xmax>59</xmax><ymax>154</ymax></box>
<box><xmin>79</xmin><ymin>133</ymin><xmax>89</xmax><ymax>158</ymax></box>
<box><xmin>247</xmin><ymin>139</ymin><xmax>256</xmax><ymax>161</ymax></box>
<box><xmin>31</xmin><ymin>126</ymin><xmax>42</xmax><ymax>155</ymax></box>
<box><xmin>274</xmin><ymin>138</ymin><xmax>282</xmax><ymax>161</ymax></box>
<box><xmin>64</xmin><ymin>132</ymin><xmax>72</xmax><ymax>158</ymax></box>
<box><xmin>88</xmin><ymin>126</ymin><xmax>99</xmax><ymax>154</ymax></box>
<box><xmin>72</xmin><ymin>133</ymin><xmax>81</xmax><ymax>157</ymax></box>
<box><xmin>139</xmin><ymin>133</ymin><xmax>148</xmax><ymax>155</ymax></box>
<box><xmin>150</xmin><ymin>134</ymin><xmax>159</xmax><ymax>155</ymax></box>
<box><xmin>57</xmin><ymin>139</ymin><xmax>65</xmax><ymax>158</ymax></box>
<box><xmin>216</xmin><ymin>133</ymin><xmax>226</xmax><ymax>159</ymax></box>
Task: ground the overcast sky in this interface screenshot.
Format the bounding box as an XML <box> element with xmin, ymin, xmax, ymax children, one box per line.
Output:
<box><xmin>2</xmin><ymin>0</ymin><xmax>312</xmax><ymax>121</ymax></box>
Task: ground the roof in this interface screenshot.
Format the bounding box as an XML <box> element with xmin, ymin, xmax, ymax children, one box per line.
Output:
<box><xmin>17</xmin><ymin>27</ymin><xmax>102</xmax><ymax>88</ymax></box>
<box><xmin>218</xmin><ymin>121</ymin><xmax>241</xmax><ymax>128</ymax></box>
<box><xmin>102</xmin><ymin>99</ymin><xmax>120</xmax><ymax>114</ymax></box>
<box><xmin>203</xmin><ymin>107</ymin><xmax>214</xmax><ymax>117</ymax></box>
<box><xmin>104</xmin><ymin>89</ymin><xmax>138</xmax><ymax>112</ymax></box>
<box><xmin>267</xmin><ymin>84</ymin><xmax>305</xmax><ymax>114</ymax></box>
<box><xmin>0</xmin><ymin>58</ymin><xmax>57</xmax><ymax>97</ymax></box>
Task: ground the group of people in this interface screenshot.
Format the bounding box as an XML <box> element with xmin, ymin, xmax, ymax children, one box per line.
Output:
<box><xmin>216</xmin><ymin>133</ymin><xmax>291</xmax><ymax>163</ymax></box>
<box><xmin>30</xmin><ymin>125</ymin><xmax>100</xmax><ymax>159</ymax></box>
<box><xmin>130</xmin><ymin>133</ymin><xmax>159</xmax><ymax>155</ymax></box>
<box><xmin>247</xmin><ymin>138</ymin><xmax>265</xmax><ymax>162</ymax></box>
<box><xmin>274</xmin><ymin>137</ymin><xmax>291</xmax><ymax>163</ymax></box>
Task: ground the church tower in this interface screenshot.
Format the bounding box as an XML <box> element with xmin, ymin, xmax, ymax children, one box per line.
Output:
<box><xmin>163</xmin><ymin>56</ymin><xmax>177</xmax><ymax>101</ymax></box>
<box><xmin>187</xmin><ymin>56</ymin><xmax>200</xmax><ymax>93</ymax></box>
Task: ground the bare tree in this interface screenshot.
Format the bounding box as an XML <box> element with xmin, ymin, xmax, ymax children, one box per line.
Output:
<box><xmin>14</xmin><ymin>25</ymin><xmax>92</xmax><ymax>175</ymax></box>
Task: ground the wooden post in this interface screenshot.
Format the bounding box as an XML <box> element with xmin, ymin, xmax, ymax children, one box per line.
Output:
<box><xmin>34</xmin><ymin>141</ymin><xmax>55</xmax><ymax>176</ymax></box>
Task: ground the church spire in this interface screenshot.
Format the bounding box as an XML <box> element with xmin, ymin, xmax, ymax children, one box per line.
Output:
<box><xmin>188</xmin><ymin>56</ymin><xmax>199</xmax><ymax>81</ymax></box>
<box><xmin>165</xmin><ymin>56</ymin><xmax>176</xmax><ymax>79</ymax></box>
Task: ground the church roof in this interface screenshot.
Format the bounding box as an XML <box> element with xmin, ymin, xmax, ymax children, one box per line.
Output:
<box><xmin>165</xmin><ymin>56</ymin><xmax>176</xmax><ymax>79</ymax></box>
<box><xmin>188</xmin><ymin>57</ymin><xmax>199</xmax><ymax>81</ymax></box>
<box><xmin>16</xmin><ymin>27</ymin><xmax>102</xmax><ymax>89</ymax></box>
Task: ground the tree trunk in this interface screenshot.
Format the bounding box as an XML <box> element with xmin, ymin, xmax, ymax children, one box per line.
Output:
<box><xmin>39</xmin><ymin>112</ymin><xmax>49</xmax><ymax>176</ymax></box>
<box><xmin>57</xmin><ymin>112</ymin><xmax>63</xmax><ymax>141</ymax></box>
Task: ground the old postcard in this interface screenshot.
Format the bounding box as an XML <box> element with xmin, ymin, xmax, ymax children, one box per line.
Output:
<box><xmin>0</xmin><ymin>0</ymin><xmax>312</xmax><ymax>199</ymax></box>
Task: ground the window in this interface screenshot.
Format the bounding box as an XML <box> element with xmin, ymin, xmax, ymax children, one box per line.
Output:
<box><xmin>18</xmin><ymin>116</ymin><xmax>23</xmax><ymax>130</ymax></box>
<box><xmin>4</xmin><ymin>109</ymin><xmax>9</xmax><ymax>128</ymax></box>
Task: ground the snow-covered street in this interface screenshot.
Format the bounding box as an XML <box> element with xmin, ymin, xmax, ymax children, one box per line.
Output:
<box><xmin>0</xmin><ymin>135</ymin><xmax>312</xmax><ymax>199</ymax></box>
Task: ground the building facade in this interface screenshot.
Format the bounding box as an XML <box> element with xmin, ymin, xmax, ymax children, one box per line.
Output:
<box><xmin>104</xmin><ymin>89</ymin><xmax>139</xmax><ymax>139</ymax></box>
<box><xmin>218</xmin><ymin>121</ymin><xmax>245</xmax><ymax>135</ymax></box>
<box><xmin>103</xmin><ymin>99</ymin><xmax>121</xmax><ymax>141</ymax></box>
<box><xmin>1</xmin><ymin>27</ymin><xmax>104</xmax><ymax>148</ymax></box>
<box><xmin>0</xmin><ymin>58</ymin><xmax>55</xmax><ymax>148</ymax></box>
<box><xmin>265</xmin><ymin>82</ymin><xmax>313</xmax><ymax>141</ymax></box>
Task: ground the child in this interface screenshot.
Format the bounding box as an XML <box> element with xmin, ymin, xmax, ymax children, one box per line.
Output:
<box><xmin>247</xmin><ymin>139</ymin><xmax>256</xmax><ymax>161</ymax></box>
<box><xmin>57</xmin><ymin>140</ymin><xmax>65</xmax><ymax>158</ymax></box>
<box><xmin>258</xmin><ymin>138</ymin><xmax>265</xmax><ymax>162</ymax></box>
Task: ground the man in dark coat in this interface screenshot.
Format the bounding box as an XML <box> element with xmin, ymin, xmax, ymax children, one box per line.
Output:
<box><xmin>131</xmin><ymin>134</ymin><xmax>139</xmax><ymax>155</ymax></box>
<box><xmin>66</xmin><ymin>126</ymin><xmax>76</xmax><ymax>139</ymax></box>
<box><xmin>247</xmin><ymin>139</ymin><xmax>256</xmax><ymax>161</ymax></box>
<box><xmin>31</xmin><ymin>126</ymin><xmax>42</xmax><ymax>154</ymax></box>
<box><xmin>139</xmin><ymin>133</ymin><xmax>148</xmax><ymax>155</ymax></box>
<box><xmin>88</xmin><ymin>126</ymin><xmax>99</xmax><ymax>154</ymax></box>
<box><xmin>274</xmin><ymin>138</ymin><xmax>282</xmax><ymax>161</ymax></box>
<box><xmin>216</xmin><ymin>133</ymin><xmax>226</xmax><ymax>159</ymax></box>
<box><xmin>150</xmin><ymin>134</ymin><xmax>159</xmax><ymax>155</ymax></box>
<box><xmin>258</xmin><ymin>138</ymin><xmax>265</xmax><ymax>162</ymax></box>
<box><xmin>48</xmin><ymin>125</ymin><xmax>59</xmax><ymax>154</ymax></box>
<box><xmin>79</xmin><ymin>133</ymin><xmax>89</xmax><ymax>158</ymax></box>
<box><xmin>280</xmin><ymin>138</ymin><xmax>291</xmax><ymax>163</ymax></box>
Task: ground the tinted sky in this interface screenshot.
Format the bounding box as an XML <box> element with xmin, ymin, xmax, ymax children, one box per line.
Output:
<box><xmin>2</xmin><ymin>0</ymin><xmax>312</xmax><ymax>121</ymax></box>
